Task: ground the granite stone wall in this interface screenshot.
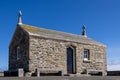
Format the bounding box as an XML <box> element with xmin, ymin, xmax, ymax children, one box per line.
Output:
<box><xmin>9</xmin><ymin>26</ymin><xmax>107</xmax><ymax>76</ymax></box>
<box><xmin>28</xmin><ymin>35</ymin><xmax>107</xmax><ymax>76</ymax></box>
<box><xmin>9</xmin><ymin>26</ymin><xmax>29</xmax><ymax>72</ymax></box>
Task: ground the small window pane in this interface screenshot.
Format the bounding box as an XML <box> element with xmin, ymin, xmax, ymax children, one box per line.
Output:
<box><xmin>84</xmin><ymin>49</ymin><xmax>89</xmax><ymax>60</ymax></box>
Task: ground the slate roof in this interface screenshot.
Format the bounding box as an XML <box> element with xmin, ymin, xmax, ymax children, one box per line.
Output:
<box><xmin>19</xmin><ymin>24</ymin><xmax>105</xmax><ymax>47</ymax></box>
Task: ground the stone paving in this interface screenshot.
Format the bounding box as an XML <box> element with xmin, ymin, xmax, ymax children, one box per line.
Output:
<box><xmin>0</xmin><ymin>76</ymin><xmax>120</xmax><ymax>80</ymax></box>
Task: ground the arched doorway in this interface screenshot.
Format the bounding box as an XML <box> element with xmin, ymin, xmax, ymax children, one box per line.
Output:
<box><xmin>67</xmin><ymin>46</ymin><xmax>76</xmax><ymax>74</ymax></box>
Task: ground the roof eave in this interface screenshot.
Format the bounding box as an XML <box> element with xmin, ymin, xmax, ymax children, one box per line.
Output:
<box><xmin>28</xmin><ymin>32</ymin><xmax>106</xmax><ymax>47</ymax></box>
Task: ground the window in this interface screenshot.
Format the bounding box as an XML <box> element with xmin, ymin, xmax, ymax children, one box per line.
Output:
<box><xmin>17</xmin><ymin>46</ymin><xmax>20</xmax><ymax>60</ymax></box>
<box><xmin>84</xmin><ymin>49</ymin><xmax>89</xmax><ymax>61</ymax></box>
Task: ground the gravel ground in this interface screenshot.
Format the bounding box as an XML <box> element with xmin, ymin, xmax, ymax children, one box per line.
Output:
<box><xmin>0</xmin><ymin>76</ymin><xmax>120</xmax><ymax>80</ymax></box>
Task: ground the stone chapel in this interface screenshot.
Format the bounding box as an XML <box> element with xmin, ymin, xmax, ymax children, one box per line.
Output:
<box><xmin>9</xmin><ymin>11</ymin><xmax>107</xmax><ymax>76</ymax></box>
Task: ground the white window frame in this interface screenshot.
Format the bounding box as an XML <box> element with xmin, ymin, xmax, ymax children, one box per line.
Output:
<box><xmin>84</xmin><ymin>49</ymin><xmax>89</xmax><ymax>61</ymax></box>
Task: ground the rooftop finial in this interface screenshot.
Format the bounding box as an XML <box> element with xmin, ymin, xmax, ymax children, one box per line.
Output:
<box><xmin>18</xmin><ymin>11</ymin><xmax>22</xmax><ymax>24</ymax></box>
<box><xmin>82</xmin><ymin>25</ymin><xmax>87</xmax><ymax>37</ymax></box>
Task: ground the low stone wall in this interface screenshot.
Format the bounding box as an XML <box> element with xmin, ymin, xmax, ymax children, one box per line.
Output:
<box><xmin>4</xmin><ymin>69</ymin><xmax>24</xmax><ymax>77</ymax></box>
<box><xmin>107</xmin><ymin>71</ymin><xmax>120</xmax><ymax>76</ymax></box>
<box><xmin>0</xmin><ymin>76</ymin><xmax>120</xmax><ymax>80</ymax></box>
<box><xmin>0</xmin><ymin>72</ymin><xmax>4</xmax><ymax>77</ymax></box>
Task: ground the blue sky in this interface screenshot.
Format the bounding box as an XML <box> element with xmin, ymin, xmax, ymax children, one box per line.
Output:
<box><xmin>0</xmin><ymin>0</ymin><xmax>120</xmax><ymax>71</ymax></box>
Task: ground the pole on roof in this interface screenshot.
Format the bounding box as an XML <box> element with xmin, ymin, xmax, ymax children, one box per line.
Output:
<box><xmin>18</xmin><ymin>11</ymin><xmax>22</xmax><ymax>25</ymax></box>
<box><xmin>82</xmin><ymin>25</ymin><xmax>87</xmax><ymax>37</ymax></box>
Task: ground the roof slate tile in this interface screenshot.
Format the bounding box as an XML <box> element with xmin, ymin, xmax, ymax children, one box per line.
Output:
<box><xmin>19</xmin><ymin>24</ymin><xmax>105</xmax><ymax>47</ymax></box>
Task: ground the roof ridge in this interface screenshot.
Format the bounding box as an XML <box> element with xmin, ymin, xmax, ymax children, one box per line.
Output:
<box><xmin>19</xmin><ymin>24</ymin><xmax>106</xmax><ymax>47</ymax></box>
<box><xmin>21</xmin><ymin>24</ymin><xmax>83</xmax><ymax>37</ymax></box>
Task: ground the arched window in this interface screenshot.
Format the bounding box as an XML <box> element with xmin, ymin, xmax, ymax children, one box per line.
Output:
<box><xmin>66</xmin><ymin>46</ymin><xmax>76</xmax><ymax>74</ymax></box>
